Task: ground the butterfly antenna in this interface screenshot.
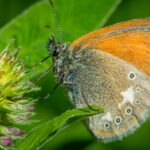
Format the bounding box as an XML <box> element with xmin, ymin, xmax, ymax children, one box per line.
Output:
<box><xmin>49</xmin><ymin>0</ymin><xmax>62</xmax><ymax>43</ymax></box>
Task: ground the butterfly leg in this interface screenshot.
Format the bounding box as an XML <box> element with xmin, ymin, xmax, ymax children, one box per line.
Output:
<box><xmin>30</xmin><ymin>55</ymin><xmax>50</xmax><ymax>69</ymax></box>
<box><xmin>35</xmin><ymin>65</ymin><xmax>52</xmax><ymax>83</ymax></box>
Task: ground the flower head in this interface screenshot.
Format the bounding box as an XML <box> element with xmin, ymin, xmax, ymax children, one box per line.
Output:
<box><xmin>0</xmin><ymin>41</ymin><xmax>40</xmax><ymax>149</ymax></box>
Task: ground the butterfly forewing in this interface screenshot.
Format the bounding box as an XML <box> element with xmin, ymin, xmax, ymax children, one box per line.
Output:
<box><xmin>64</xmin><ymin>19</ymin><xmax>150</xmax><ymax>142</ymax></box>
<box><xmin>71</xmin><ymin>18</ymin><xmax>150</xmax><ymax>77</ymax></box>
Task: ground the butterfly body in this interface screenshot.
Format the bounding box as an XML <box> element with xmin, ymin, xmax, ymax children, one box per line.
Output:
<box><xmin>48</xmin><ymin>18</ymin><xmax>150</xmax><ymax>142</ymax></box>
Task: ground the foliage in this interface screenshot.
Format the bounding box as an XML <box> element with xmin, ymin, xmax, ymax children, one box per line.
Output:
<box><xmin>0</xmin><ymin>0</ymin><xmax>150</xmax><ymax>150</ymax></box>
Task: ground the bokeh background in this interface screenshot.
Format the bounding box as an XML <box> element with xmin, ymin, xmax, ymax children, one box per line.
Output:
<box><xmin>0</xmin><ymin>0</ymin><xmax>150</xmax><ymax>150</ymax></box>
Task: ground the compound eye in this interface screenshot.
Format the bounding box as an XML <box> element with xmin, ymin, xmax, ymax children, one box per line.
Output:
<box><xmin>62</xmin><ymin>44</ymin><xmax>66</xmax><ymax>49</ymax></box>
<box><xmin>52</xmin><ymin>45</ymin><xmax>59</xmax><ymax>57</ymax></box>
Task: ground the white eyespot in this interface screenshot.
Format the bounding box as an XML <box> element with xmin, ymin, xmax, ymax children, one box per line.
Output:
<box><xmin>104</xmin><ymin>121</ymin><xmax>111</xmax><ymax>130</ymax></box>
<box><xmin>125</xmin><ymin>107</ymin><xmax>132</xmax><ymax>115</ymax></box>
<box><xmin>134</xmin><ymin>99</ymin><xmax>140</xmax><ymax>105</ymax></box>
<box><xmin>128</xmin><ymin>71</ymin><xmax>136</xmax><ymax>80</ymax></box>
<box><xmin>115</xmin><ymin>116</ymin><xmax>122</xmax><ymax>125</ymax></box>
<box><xmin>135</xmin><ymin>87</ymin><xmax>141</xmax><ymax>93</ymax></box>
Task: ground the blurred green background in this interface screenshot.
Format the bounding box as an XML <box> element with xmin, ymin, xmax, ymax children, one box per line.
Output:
<box><xmin>0</xmin><ymin>0</ymin><xmax>150</xmax><ymax>150</ymax></box>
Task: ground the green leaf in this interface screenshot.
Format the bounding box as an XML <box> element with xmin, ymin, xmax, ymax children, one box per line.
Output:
<box><xmin>15</xmin><ymin>106</ymin><xmax>103</xmax><ymax>150</ymax></box>
<box><xmin>0</xmin><ymin>0</ymin><xmax>121</xmax><ymax>67</ymax></box>
<box><xmin>0</xmin><ymin>0</ymin><xmax>121</xmax><ymax>149</ymax></box>
<box><xmin>0</xmin><ymin>0</ymin><xmax>121</xmax><ymax>121</ymax></box>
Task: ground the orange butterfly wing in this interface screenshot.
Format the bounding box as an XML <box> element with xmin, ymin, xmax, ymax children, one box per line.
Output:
<box><xmin>71</xmin><ymin>18</ymin><xmax>150</xmax><ymax>76</ymax></box>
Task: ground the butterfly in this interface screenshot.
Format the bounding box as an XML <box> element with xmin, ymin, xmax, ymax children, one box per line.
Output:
<box><xmin>47</xmin><ymin>1</ymin><xmax>150</xmax><ymax>142</ymax></box>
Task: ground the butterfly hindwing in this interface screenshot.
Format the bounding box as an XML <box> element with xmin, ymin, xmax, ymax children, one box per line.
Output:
<box><xmin>66</xmin><ymin>47</ymin><xmax>150</xmax><ymax>142</ymax></box>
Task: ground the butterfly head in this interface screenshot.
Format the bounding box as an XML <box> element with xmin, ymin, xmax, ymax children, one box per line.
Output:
<box><xmin>48</xmin><ymin>36</ymin><xmax>71</xmax><ymax>83</ymax></box>
<box><xmin>48</xmin><ymin>36</ymin><xmax>69</xmax><ymax>58</ymax></box>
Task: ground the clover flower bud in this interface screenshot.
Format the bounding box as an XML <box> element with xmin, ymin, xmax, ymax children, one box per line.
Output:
<box><xmin>0</xmin><ymin>41</ymin><xmax>40</xmax><ymax>148</ymax></box>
